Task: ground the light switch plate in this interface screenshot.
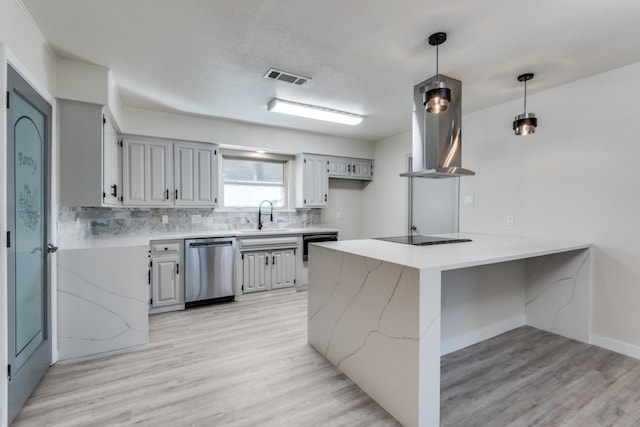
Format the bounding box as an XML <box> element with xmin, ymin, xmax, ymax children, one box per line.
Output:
<box><xmin>162</xmin><ymin>215</ymin><xmax>169</xmax><ymax>224</ymax></box>
<box><xmin>463</xmin><ymin>196</ymin><xmax>474</xmax><ymax>206</ymax></box>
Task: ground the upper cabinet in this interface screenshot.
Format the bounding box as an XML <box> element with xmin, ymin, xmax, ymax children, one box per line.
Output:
<box><xmin>122</xmin><ymin>135</ymin><xmax>218</xmax><ymax>207</ymax></box>
<box><xmin>123</xmin><ymin>137</ymin><xmax>173</xmax><ymax>206</ymax></box>
<box><xmin>326</xmin><ymin>156</ymin><xmax>373</xmax><ymax>180</ymax></box>
<box><xmin>59</xmin><ymin>100</ymin><xmax>122</xmax><ymax>207</ymax></box>
<box><xmin>295</xmin><ymin>154</ymin><xmax>374</xmax><ymax>208</ymax></box>
<box><xmin>296</xmin><ymin>154</ymin><xmax>329</xmax><ymax>208</ymax></box>
<box><xmin>174</xmin><ymin>142</ymin><xmax>218</xmax><ymax>206</ymax></box>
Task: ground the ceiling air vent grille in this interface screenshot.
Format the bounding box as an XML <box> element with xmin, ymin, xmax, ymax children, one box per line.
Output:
<box><xmin>264</xmin><ymin>68</ymin><xmax>310</xmax><ymax>85</ymax></box>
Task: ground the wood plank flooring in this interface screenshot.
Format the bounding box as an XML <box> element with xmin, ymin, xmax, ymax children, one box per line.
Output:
<box><xmin>13</xmin><ymin>289</ymin><xmax>640</xmax><ymax>426</ymax></box>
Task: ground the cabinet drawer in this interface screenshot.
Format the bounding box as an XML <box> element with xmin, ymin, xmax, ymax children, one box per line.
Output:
<box><xmin>150</xmin><ymin>242</ymin><xmax>182</xmax><ymax>254</ymax></box>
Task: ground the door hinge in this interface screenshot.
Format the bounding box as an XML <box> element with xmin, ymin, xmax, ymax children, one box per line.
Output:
<box><xmin>6</xmin><ymin>231</ymin><xmax>10</xmax><ymax>248</ymax></box>
<box><xmin>241</xmin><ymin>253</ymin><xmax>244</xmax><ymax>260</ymax></box>
<box><xmin>150</xmin><ymin>298</ymin><xmax>153</xmax><ymax>305</ymax></box>
<box><xmin>176</xmin><ymin>263</ymin><xmax>179</xmax><ymax>275</ymax></box>
<box><xmin>7</xmin><ymin>364</ymin><xmax>11</xmax><ymax>381</ymax></box>
<box><xmin>6</xmin><ymin>91</ymin><xmax>10</xmax><ymax>109</ymax></box>
<box><xmin>215</xmin><ymin>197</ymin><xmax>218</xmax><ymax>204</ymax></box>
<box><xmin>119</xmin><ymin>139</ymin><xmax>123</xmax><ymax>147</ymax></box>
<box><xmin>103</xmin><ymin>115</ymin><xmax>106</xmax><ymax>124</ymax></box>
<box><xmin>214</xmin><ymin>149</ymin><xmax>217</xmax><ymax>155</ymax></box>
<box><xmin>241</xmin><ymin>285</ymin><xmax>244</xmax><ymax>291</ymax></box>
<box><xmin>294</xmin><ymin>278</ymin><xmax>296</xmax><ymax>285</ymax></box>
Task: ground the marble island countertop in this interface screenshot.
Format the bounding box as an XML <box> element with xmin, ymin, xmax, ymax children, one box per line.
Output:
<box><xmin>313</xmin><ymin>232</ymin><xmax>591</xmax><ymax>271</ymax></box>
<box><xmin>60</xmin><ymin>227</ymin><xmax>340</xmax><ymax>250</ymax></box>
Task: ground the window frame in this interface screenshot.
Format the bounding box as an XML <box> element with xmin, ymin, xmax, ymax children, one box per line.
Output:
<box><xmin>219</xmin><ymin>149</ymin><xmax>294</xmax><ymax>210</ymax></box>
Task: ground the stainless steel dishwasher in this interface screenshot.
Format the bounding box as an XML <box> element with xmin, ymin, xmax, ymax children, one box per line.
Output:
<box><xmin>184</xmin><ymin>237</ymin><xmax>236</xmax><ymax>307</ymax></box>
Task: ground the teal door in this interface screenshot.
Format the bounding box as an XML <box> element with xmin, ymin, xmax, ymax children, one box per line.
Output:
<box><xmin>7</xmin><ymin>65</ymin><xmax>52</xmax><ymax>423</ymax></box>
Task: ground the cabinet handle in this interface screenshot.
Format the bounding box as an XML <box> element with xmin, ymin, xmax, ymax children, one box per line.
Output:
<box><xmin>324</xmin><ymin>194</ymin><xmax>327</xmax><ymax>202</ymax></box>
<box><xmin>348</xmin><ymin>164</ymin><xmax>351</xmax><ymax>173</ymax></box>
<box><xmin>166</xmin><ymin>189</ymin><xmax>169</xmax><ymax>200</ymax></box>
<box><xmin>176</xmin><ymin>263</ymin><xmax>179</xmax><ymax>275</ymax></box>
<box><xmin>111</xmin><ymin>184</ymin><xmax>118</xmax><ymax>198</ymax></box>
<box><xmin>266</xmin><ymin>256</ymin><xmax>269</xmax><ymax>266</ymax></box>
<box><xmin>272</xmin><ymin>255</ymin><xmax>275</xmax><ymax>265</ymax></box>
<box><xmin>175</xmin><ymin>189</ymin><xmax>179</xmax><ymax>200</ymax></box>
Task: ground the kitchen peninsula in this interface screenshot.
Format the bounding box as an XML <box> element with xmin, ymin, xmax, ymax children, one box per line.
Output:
<box><xmin>307</xmin><ymin>233</ymin><xmax>591</xmax><ymax>427</ymax></box>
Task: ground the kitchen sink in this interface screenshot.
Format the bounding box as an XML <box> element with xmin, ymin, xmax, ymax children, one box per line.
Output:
<box><xmin>238</xmin><ymin>228</ymin><xmax>293</xmax><ymax>234</ymax></box>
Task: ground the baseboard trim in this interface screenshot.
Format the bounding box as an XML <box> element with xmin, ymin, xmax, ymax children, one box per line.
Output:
<box><xmin>591</xmin><ymin>334</ymin><xmax>640</xmax><ymax>361</ymax></box>
<box><xmin>441</xmin><ymin>316</ymin><xmax>526</xmax><ymax>356</ymax></box>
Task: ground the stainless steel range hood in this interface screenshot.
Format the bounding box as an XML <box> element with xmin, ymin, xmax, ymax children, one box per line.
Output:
<box><xmin>400</xmin><ymin>75</ymin><xmax>475</xmax><ymax>179</ymax></box>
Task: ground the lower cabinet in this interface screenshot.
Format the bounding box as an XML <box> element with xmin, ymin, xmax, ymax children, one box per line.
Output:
<box><xmin>149</xmin><ymin>240</ymin><xmax>184</xmax><ymax>314</ymax></box>
<box><xmin>241</xmin><ymin>248</ymin><xmax>296</xmax><ymax>293</ymax></box>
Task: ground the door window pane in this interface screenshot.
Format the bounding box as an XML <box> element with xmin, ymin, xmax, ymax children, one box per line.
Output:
<box><xmin>13</xmin><ymin>93</ymin><xmax>46</xmax><ymax>371</ymax></box>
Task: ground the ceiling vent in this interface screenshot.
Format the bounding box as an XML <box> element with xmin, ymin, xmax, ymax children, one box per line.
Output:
<box><xmin>264</xmin><ymin>68</ymin><xmax>310</xmax><ymax>85</ymax></box>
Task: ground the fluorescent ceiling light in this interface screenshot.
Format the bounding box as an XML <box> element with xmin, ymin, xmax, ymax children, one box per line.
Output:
<box><xmin>267</xmin><ymin>98</ymin><xmax>363</xmax><ymax>126</ymax></box>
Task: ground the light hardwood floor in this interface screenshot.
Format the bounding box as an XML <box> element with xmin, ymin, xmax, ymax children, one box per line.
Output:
<box><xmin>13</xmin><ymin>289</ymin><xmax>640</xmax><ymax>426</ymax></box>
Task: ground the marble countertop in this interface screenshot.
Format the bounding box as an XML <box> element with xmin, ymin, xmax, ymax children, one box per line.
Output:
<box><xmin>60</xmin><ymin>227</ymin><xmax>340</xmax><ymax>250</ymax></box>
<box><xmin>313</xmin><ymin>232</ymin><xmax>590</xmax><ymax>271</ymax></box>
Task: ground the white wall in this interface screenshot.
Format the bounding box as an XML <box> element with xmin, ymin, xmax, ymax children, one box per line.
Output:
<box><xmin>322</xmin><ymin>179</ymin><xmax>366</xmax><ymax>240</ymax></box>
<box><xmin>1</xmin><ymin>1</ymin><xmax>57</xmax><ymax>425</ymax></box>
<box><xmin>361</xmin><ymin>132</ymin><xmax>411</xmax><ymax>238</ymax></box>
<box><xmin>459</xmin><ymin>61</ymin><xmax>640</xmax><ymax>358</ymax></box>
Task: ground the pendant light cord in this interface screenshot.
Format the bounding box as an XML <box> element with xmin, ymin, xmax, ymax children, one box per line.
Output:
<box><xmin>436</xmin><ymin>44</ymin><xmax>440</xmax><ymax>79</ymax></box>
<box><xmin>523</xmin><ymin>79</ymin><xmax>527</xmax><ymax>113</ymax></box>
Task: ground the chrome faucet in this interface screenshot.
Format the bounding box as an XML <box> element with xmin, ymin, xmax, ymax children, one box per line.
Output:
<box><xmin>258</xmin><ymin>200</ymin><xmax>273</xmax><ymax>230</ymax></box>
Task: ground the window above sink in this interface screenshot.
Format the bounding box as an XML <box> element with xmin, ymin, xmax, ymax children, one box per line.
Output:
<box><xmin>221</xmin><ymin>149</ymin><xmax>295</xmax><ymax>210</ymax></box>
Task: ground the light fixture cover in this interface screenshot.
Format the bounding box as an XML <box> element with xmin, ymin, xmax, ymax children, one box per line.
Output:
<box><xmin>424</xmin><ymin>81</ymin><xmax>452</xmax><ymax>114</ymax></box>
<box><xmin>513</xmin><ymin>112</ymin><xmax>538</xmax><ymax>135</ymax></box>
<box><xmin>513</xmin><ymin>73</ymin><xmax>537</xmax><ymax>136</ymax></box>
<box><xmin>267</xmin><ymin>98</ymin><xmax>363</xmax><ymax>126</ymax></box>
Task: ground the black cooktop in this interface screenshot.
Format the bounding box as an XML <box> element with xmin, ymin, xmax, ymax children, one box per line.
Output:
<box><xmin>374</xmin><ymin>235</ymin><xmax>472</xmax><ymax>246</ymax></box>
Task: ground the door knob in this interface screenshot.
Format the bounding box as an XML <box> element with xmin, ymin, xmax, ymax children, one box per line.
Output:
<box><xmin>47</xmin><ymin>243</ymin><xmax>59</xmax><ymax>253</ymax></box>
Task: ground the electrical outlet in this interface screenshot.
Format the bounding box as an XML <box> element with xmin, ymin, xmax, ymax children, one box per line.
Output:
<box><xmin>463</xmin><ymin>195</ymin><xmax>474</xmax><ymax>206</ymax></box>
<box><xmin>191</xmin><ymin>214</ymin><xmax>202</xmax><ymax>224</ymax></box>
<box><xmin>506</xmin><ymin>215</ymin><xmax>514</xmax><ymax>226</ymax></box>
<box><xmin>162</xmin><ymin>215</ymin><xmax>169</xmax><ymax>224</ymax></box>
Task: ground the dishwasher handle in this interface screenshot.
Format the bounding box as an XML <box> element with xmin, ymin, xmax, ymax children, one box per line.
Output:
<box><xmin>188</xmin><ymin>241</ymin><xmax>233</xmax><ymax>248</ymax></box>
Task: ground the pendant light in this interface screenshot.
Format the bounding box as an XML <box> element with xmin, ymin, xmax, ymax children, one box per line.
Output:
<box><xmin>513</xmin><ymin>73</ymin><xmax>537</xmax><ymax>135</ymax></box>
<box><xmin>424</xmin><ymin>32</ymin><xmax>451</xmax><ymax>114</ymax></box>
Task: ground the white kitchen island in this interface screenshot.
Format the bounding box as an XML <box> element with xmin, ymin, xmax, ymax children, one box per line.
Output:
<box><xmin>307</xmin><ymin>233</ymin><xmax>591</xmax><ymax>427</ymax></box>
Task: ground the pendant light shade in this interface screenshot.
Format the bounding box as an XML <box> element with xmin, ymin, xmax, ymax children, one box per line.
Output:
<box><xmin>424</xmin><ymin>32</ymin><xmax>451</xmax><ymax>114</ymax></box>
<box><xmin>513</xmin><ymin>73</ymin><xmax>537</xmax><ymax>135</ymax></box>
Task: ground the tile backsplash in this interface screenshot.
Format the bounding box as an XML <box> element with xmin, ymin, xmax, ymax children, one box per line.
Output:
<box><xmin>58</xmin><ymin>207</ymin><xmax>322</xmax><ymax>244</ymax></box>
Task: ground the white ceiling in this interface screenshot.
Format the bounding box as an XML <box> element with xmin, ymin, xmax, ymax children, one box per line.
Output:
<box><xmin>21</xmin><ymin>0</ymin><xmax>640</xmax><ymax>142</ymax></box>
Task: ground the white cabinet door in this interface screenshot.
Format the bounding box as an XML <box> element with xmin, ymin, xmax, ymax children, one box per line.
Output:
<box><xmin>242</xmin><ymin>252</ymin><xmax>271</xmax><ymax>293</ymax></box>
<box><xmin>123</xmin><ymin>139</ymin><xmax>147</xmax><ymax>204</ymax></box>
<box><xmin>328</xmin><ymin>158</ymin><xmax>351</xmax><ymax>178</ymax></box>
<box><xmin>102</xmin><ymin>117</ymin><xmax>122</xmax><ymax>205</ymax></box>
<box><xmin>174</xmin><ymin>142</ymin><xmax>218</xmax><ymax>206</ymax></box>
<box><xmin>123</xmin><ymin>138</ymin><xmax>173</xmax><ymax>206</ymax></box>
<box><xmin>151</xmin><ymin>256</ymin><xmax>181</xmax><ymax>308</ymax></box>
<box><xmin>271</xmin><ymin>249</ymin><xmax>296</xmax><ymax>289</ymax></box>
<box><xmin>148</xmin><ymin>142</ymin><xmax>173</xmax><ymax>205</ymax></box>
<box><xmin>351</xmin><ymin>160</ymin><xmax>373</xmax><ymax>180</ymax></box>
<box><xmin>303</xmin><ymin>155</ymin><xmax>328</xmax><ymax>207</ymax></box>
